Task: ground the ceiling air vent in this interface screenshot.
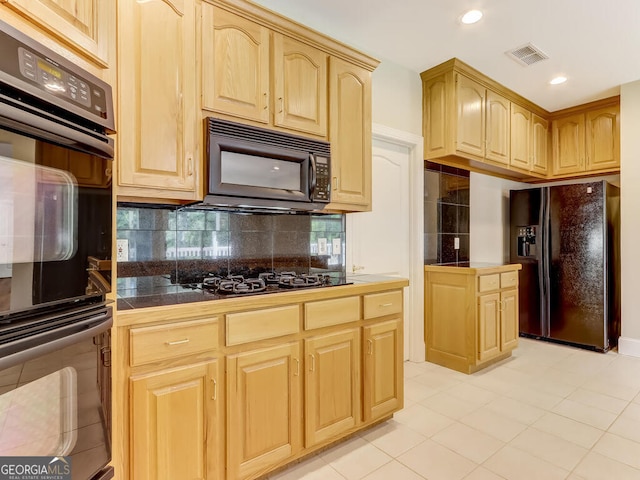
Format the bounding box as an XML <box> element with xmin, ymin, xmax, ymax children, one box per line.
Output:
<box><xmin>506</xmin><ymin>43</ymin><xmax>549</xmax><ymax>66</ymax></box>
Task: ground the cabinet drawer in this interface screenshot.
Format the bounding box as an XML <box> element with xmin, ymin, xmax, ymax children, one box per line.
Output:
<box><xmin>305</xmin><ymin>296</ymin><xmax>360</xmax><ymax>330</ymax></box>
<box><xmin>130</xmin><ymin>318</ymin><xmax>218</xmax><ymax>367</ymax></box>
<box><xmin>501</xmin><ymin>271</ymin><xmax>518</xmax><ymax>288</ymax></box>
<box><xmin>227</xmin><ymin>305</ymin><xmax>300</xmax><ymax>346</ymax></box>
<box><xmin>363</xmin><ymin>291</ymin><xmax>403</xmax><ymax>319</ymax></box>
<box><xmin>478</xmin><ymin>274</ymin><xmax>500</xmax><ymax>293</ymax></box>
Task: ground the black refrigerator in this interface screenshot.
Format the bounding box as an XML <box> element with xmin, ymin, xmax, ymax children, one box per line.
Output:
<box><xmin>509</xmin><ymin>181</ymin><xmax>620</xmax><ymax>352</ymax></box>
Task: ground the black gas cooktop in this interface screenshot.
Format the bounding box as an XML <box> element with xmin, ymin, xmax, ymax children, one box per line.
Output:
<box><xmin>117</xmin><ymin>270</ymin><xmax>351</xmax><ymax>310</ymax></box>
<box><xmin>201</xmin><ymin>271</ymin><xmax>338</xmax><ymax>295</ymax></box>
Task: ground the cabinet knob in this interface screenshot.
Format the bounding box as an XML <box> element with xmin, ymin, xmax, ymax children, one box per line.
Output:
<box><xmin>263</xmin><ymin>92</ymin><xmax>268</xmax><ymax>110</ymax></box>
<box><xmin>333</xmin><ymin>177</ymin><xmax>339</xmax><ymax>190</ymax></box>
<box><xmin>278</xmin><ymin>97</ymin><xmax>283</xmax><ymax>113</ymax></box>
<box><xmin>309</xmin><ymin>354</ymin><xmax>316</xmax><ymax>372</ymax></box>
<box><xmin>166</xmin><ymin>338</ymin><xmax>190</xmax><ymax>346</ymax></box>
<box><xmin>211</xmin><ymin>378</ymin><xmax>217</xmax><ymax>401</ymax></box>
<box><xmin>367</xmin><ymin>339</ymin><xmax>373</xmax><ymax>355</ymax></box>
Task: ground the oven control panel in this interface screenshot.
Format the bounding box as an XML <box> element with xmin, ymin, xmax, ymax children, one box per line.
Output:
<box><xmin>0</xmin><ymin>21</ymin><xmax>114</xmax><ymax>131</ymax></box>
<box><xmin>17</xmin><ymin>46</ymin><xmax>107</xmax><ymax>114</ymax></box>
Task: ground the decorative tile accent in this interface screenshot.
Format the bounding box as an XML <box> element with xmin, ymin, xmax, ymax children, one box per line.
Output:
<box><xmin>116</xmin><ymin>205</ymin><xmax>345</xmax><ymax>297</ymax></box>
<box><xmin>424</xmin><ymin>163</ymin><xmax>470</xmax><ymax>264</ymax></box>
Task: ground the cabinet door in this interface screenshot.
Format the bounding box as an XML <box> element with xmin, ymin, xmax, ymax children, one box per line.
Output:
<box><xmin>455</xmin><ymin>74</ymin><xmax>485</xmax><ymax>158</ymax></box>
<box><xmin>227</xmin><ymin>343</ymin><xmax>302</xmax><ymax>480</ymax></box>
<box><xmin>130</xmin><ymin>360</ymin><xmax>222</xmax><ymax>480</ymax></box>
<box><xmin>510</xmin><ymin>104</ymin><xmax>531</xmax><ymax>170</ymax></box>
<box><xmin>531</xmin><ymin>114</ymin><xmax>549</xmax><ymax>175</ymax></box>
<box><xmin>117</xmin><ymin>0</ymin><xmax>199</xmax><ymax>199</ymax></box>
<box><xmin>3</xmin><ymin>0</ymin><xmax>111</xmax><ymax>67</ymax></box>
<box><xmin>202</xmin><ymin>5</ymin><xmax>270</xmax><ymax>124</ymax></box>
<box><xmin>501</xmin><ymin>289</ymin><xmax>519</xmax><ymax>351</ymax></box>
<box><xmin>478</xmin><ymin>293</ymin><xmax>501</xmax><ymax>362</ymax></box>
<box><xmin>552</xmin><ymin>113</ymin><xmax>585</xmax><ymax>175</ymax></box>
<box><xmin>423</xmin><ymin>73</ymin><xmax>450</xmax><ymax>159</ymax></box>
<box><xmin>305</xmin><ymin>329</ymin><xmax>360</xmax><ymax>447</ymax></box>
<box><xmin>328</xmin><ymin>57</ymin><xmax>372</xmax><ymax>210</ymax></box>
<box><xmin>586</xmin><ymin>106</ymin><xmax>620</xmax><ymax>171</ymax></box>
<box><xmin>485</xmin><ymin>90</ymin><xmax>510</xmax><ymax>165</ymax></box>
<box><xmin>273</xmin><ymin>34</ymin><xmax>327</xmax><ymax>137</ymax></box>
<box><xmin>363</xmin><ymin>319</ymin><xmax>403</xmax><ymax>422</ymax></box>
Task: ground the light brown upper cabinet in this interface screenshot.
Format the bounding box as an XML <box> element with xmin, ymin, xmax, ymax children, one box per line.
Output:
<box><xmin>485</xmin><ymin>90</ymin><xmax>510</xmax><ymax>165</ymax></box>
<box><xmin>509</xmin><ymin>105</ymin><xmax>549</xmax><ymax>175</ymax></box>
<box><xmin>422</xmin><ymin>62</ymin><xmax>528</xmax><ymax>177</ymax></box>
<box><xmin>531</xmin><ymin>114</ymin><xmax>549</xmax><ymax>175</ymax></box>
<box><xmin>117</xmin><ymin>0</ymin><xmax>200</xmax><ymax>201</ymax></box>
<box><xmin>552</xmin><ymin>103</ymin><xmax>620</xmax><ymax>176</ymax></box>
<box><xmin>421</xmin><ymin>58</ymin><xmax>622</xmax><ymax>182</ymax></box>
<box><xmin>2</xmin><ymin>0</ymin><xmax>113</xmax><ymax>68</ymax></box>
<box><xmin>327</xmin><ymin>57</ymin><xmax>372</xmax><ymax>211</ymax></box>
<box><xmin>273</xmin><ymin>34</ymin><xmax>327</xmax><ymax>137</ymax></box>
<box><xmin>510</xmin><ymin>103</ymin><xmax>531</xmax><ymax>171</ymax></box>
<box><xmin>552</xmin><ymin>113</ymin><xmax>584</xmax><ymax>176</ymax></box>
<box><xmin>202</xmin><ymin>4</ymin><xmax>327</xmax><ymax>138</ymax></box>
<box><xmin>202</xmin><ymin>6</ymin><xmax>270</xmax><ymax>124</ymax></box>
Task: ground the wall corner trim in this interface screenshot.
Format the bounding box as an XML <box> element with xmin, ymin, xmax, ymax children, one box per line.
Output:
<box><xmin>618</xmin><ymin>336</ymin><xmax>640</xmax><ymax>358</ymax></box>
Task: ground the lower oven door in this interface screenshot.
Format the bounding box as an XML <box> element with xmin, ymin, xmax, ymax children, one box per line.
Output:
<box><xmin>0</xmin><ymin>305</ymin><xmax>113</xmax><ymax>480</ymax></box>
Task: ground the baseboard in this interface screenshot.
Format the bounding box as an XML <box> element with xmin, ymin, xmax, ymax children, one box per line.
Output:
<box><xmin>618</xmin><ymin>336</ymin><xmax>640</xmax><ymax>357</ymax></box>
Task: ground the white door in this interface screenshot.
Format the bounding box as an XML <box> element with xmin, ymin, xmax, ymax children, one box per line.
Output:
<box><xmin>347</xmin><ymin>140</ymin><xmax>410</xmax><ymax>277</ymax></box>
<box><xmin>347</xmin><ymin>126</ymin><xmax>423</xmax><ymax>360</ymax></box>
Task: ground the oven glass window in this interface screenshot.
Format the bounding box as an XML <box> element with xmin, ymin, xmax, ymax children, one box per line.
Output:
<box><xmin>220</xmin><ymin>150</ymin><xmax>301</xmax><ymax>191</ymax></box>
<box><xmin>0</xmin><ymin>129</ymin><xmax>112</xmax><ymax>317</ymax></box>
<box><xmin>0</xmin><ymin>333</ymin><xmax>110</xmax><ymax>479</ymax></box>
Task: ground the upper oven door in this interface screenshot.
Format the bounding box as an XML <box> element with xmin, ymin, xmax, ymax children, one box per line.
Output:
<box><xmin>209</xmin><ymin>135</ymin><xmax>312</xmax><ymax>203</ymax></box>
<box><xmin>0</xmin><ymin>127</ymin><xmax>112</xmax><ymax>320</ymax></box>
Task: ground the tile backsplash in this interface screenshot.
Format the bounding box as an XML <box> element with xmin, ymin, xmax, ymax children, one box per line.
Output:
<box><xmin>424</xmin><ymin>161</ymin><xmax>470</xmax><ymax>264</ymax></box>
<box><xmin>116</xmin><ymin>205</ymin><xmax>345</xmax><ymax>296</ymax></box>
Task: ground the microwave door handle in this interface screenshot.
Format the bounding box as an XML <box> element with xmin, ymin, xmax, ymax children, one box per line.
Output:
<box><xmin>309</xmin><ymin>153</ymin><xmax>317</xmax><ymax>199</ymax></box>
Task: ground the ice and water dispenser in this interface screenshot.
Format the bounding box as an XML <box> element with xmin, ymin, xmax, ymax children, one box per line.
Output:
<box><xmin>516</xmin><ymin>226</ymin><xmax>537</xmax><ymax>257</ymax></box>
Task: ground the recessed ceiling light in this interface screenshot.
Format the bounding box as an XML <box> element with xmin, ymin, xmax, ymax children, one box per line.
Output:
<box><xmin>461</xmin><ymin>10</ymin><xmax>483</xmax><ymax>24</ymax></box>
<box><xmin>550</xmin><ymin>76</ymin><xmax>567</xmax><ymax>85</ymax></box>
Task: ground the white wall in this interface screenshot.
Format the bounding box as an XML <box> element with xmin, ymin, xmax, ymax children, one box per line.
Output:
<box><xmin>371</xmin><ymin>59</ymin><xmax>422</xmax><ymax>135</ymax></box>
<box><xmin>469</xmin><ymin>174</ymin><xmax>527</xmax><ymax>263</ymax></box>
<box><xmin>619</xmin><ymin>80</ymin><xmax>640</xmax><ymax>356</ymax></box>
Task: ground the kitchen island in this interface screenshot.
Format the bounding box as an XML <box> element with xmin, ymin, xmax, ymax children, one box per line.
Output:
<box><xmin>113</xmin><ymin>275</ymin><xmax>408</xmax><ymax>480</ymax></box>
<box><xmin>424</xmin><ymin>263</ymin><xmax>521</xmax><ymax>374</ymax></box>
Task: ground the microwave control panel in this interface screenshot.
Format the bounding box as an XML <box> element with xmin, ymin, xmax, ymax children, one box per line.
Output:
<box><xmin>313</xmin><ymin>155</ymin><xmax>331</xmax><ymax>202</ymax></box>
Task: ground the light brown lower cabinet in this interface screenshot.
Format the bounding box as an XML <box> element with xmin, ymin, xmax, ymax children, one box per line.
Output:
<box><xmin>305</xmin><ymin>328</ymin><xmax>361</xmax><ymax>447</ymax></box>
<box><xmin>363</xmin><ymin>319</ymin><xmax>403</xmax><ymax>421</ymax></box>
<box><xmin>226</xmin><ymin>342</ymin><xmax>303</xmax><ymax>480</ymax></box>
<box><xmin>130</xmin><ymin>359</ymin><xmax>223</xmax><ymax>480</ymax></box>
<box><xmin>119</xmin><ymin>283</ymin><xmax>407</xmax><ymax>480</ymax></box>
<box><xmin>478</xmin><ymin>289</ymin><xmax>518</xmax><ymax>362</ymax></box>
<box><xmin>425</xmin><ymin>264</ymin><xmax>521</xmax><ymax>374</ymax></box>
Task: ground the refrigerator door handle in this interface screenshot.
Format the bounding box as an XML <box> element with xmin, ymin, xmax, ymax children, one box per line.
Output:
<box><xmin>541</xmin><ymin>187</ymin><xmax>551</xmax><ymax>338</ymax></box>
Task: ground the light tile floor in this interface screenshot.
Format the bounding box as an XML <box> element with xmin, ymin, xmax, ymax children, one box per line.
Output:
<box><xmin>268</xmin><ymin>338</ymin><xmax>640</xmax><ymax>480</ymax></box>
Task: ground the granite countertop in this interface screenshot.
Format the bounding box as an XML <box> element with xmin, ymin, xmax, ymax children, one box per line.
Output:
<box><xmin>117</xmin><ymin>274</ymin><xmax>408</xmax><ymax>311</ymax></box>
<box><xmin>424</xmin><ymin>262</ymin><xmax>522</xmax><ymax>273</ymax></box>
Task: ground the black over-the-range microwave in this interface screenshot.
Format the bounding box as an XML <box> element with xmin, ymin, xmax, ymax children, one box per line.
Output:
<box><xmin>204</xmin><ymin>117</ymin><xmax>331</xmax><ymax>212</ymax></box>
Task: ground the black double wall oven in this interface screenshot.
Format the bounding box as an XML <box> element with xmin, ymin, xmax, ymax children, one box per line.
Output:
<box><xmin>0</xmin><ymin>19</ymin><xmax>115</xmax><ymax>480</ymax></box>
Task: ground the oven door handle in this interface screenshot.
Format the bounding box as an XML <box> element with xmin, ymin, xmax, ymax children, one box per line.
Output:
<box><xmin>90</xmin><ymin>466</ymin><xmax>115</xmax><ymax>480</ymax></box>
<box><xmin>0</xmin><ymin>307</ymin><xmax>113</xmax><ymax>370</ymax></box>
